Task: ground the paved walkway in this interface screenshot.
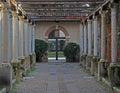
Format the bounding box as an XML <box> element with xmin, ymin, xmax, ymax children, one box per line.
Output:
<box><xmin>16</xmin><ymin>63</ymin><xmax>107</xmax><ymax>93</ymax></box>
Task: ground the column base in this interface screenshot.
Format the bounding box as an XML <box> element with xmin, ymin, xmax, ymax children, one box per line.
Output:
<box><xmin>31</xmin><ymin>52</ymin><xmax>36</xmax><ymax>66</ymax></box>
<box><xmin>91</xmin><ymin>56</ymin><xmax>100</xmax><ymax>76</ymax></box>
<box><xmin>0</xmin><ymin>63</ymin><xmax>12</xmax><ymax>92</ymax></box>
<box><xmin>25</xmin><ymin>56</ymin><xmax>30</xmax><ymax>70</ymax></box>
<box><xmin>110</xmin><ymin>63</ymin><xmax>120</xmax><ymax>86</ymax></box>
<box><xmin>11</xmin><ymin>59</ymin><xmax>21</xmax><ymax>81</ymax></box>
<box><xmin>86</xmin><ymin>55</ymin><xmax>92</xmax><ymax>70</ymax></box>
<box><xmin>82</xmin><ymin>54</ymin><xmax>87</xmax><ymax>68</ymax></box>
<box><xmin>98</xmin><ymin>59</ymin><xmax>108</xmax><ymax>81</ymax></box>
<box><xmin>18</xmin><ymin>56</ymin><xmax>25</xmax><ymax>78</ymax></box>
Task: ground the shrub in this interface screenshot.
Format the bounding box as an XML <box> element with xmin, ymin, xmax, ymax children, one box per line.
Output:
<box><xmin>35</xmin><ymin>39</ymin><xmax>48</xmax><ymax>62</ymax></box>
<box><xmin>63</xmin><ymin>42</ymin><xmax>80</xmax><ymax>62</ymax></box>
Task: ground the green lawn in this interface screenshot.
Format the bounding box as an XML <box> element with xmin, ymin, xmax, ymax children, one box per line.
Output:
<box><xmin>48</xmin><ymin>51</ymin><xmax>65</xmax><ymax>58</ymax></box>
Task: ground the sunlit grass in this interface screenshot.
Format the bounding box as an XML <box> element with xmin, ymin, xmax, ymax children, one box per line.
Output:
<box><xmin>48</xmin><ymin>51</ymin><xmax>65</xmax><ymax>58</ymax></box>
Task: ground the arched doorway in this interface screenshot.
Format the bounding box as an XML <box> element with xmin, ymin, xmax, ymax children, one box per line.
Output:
<box><xmin>45</xmin><ymin>26</ymin><xmax>70</xmax><ymax>62</ymax></box>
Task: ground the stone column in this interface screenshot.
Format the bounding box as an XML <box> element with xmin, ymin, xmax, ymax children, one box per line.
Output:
<box><xmin>11</xmin><ymin>10</ymin><xmax>21</xmax><ymax>81</ymax></box>
<box><xmin>24</xmin><ymin>19</ymin><xmax>29</xmax><ymax>57</ymax></box>
<box><xmin>8</xmin><ymin>13</ymin><xmax>12</xmax><ymax>61</ymax></box>
<box><xmin>84</xmin><ymin>24</ymin><xmax>87</xmax><ymax>55</ymax></box>
<box><xmin>100</xmin><ymin>11</ymin><xmax>106</xmax><ymax>60</ymax></box>
<box><xmin>87</xmin><ymin>19</ymin><xmax>92</xmax><ymax>56</ymax></box>
<box><xmin>111</xmin><ymin>3</ymin><xmax>118</xmax><ymax>65</ymax></box>
<box><xmin>93</xmin><ymin>16</ymin><xmax>98</xmax><ymax>57</ymax></box>
<box><xmin>11</xmin><ymin>11</ymin><xmax>19</xmax><ymax>62</ymax></box>
<box><xmin>18</xmin><ymin>15</ymin><xmax>25</xmax><ymax>72</ymax></box>
<box><xmin>80</xmin><ymin>23</ymin><xmax>84</xmax><ymax>54</ymax></box>
<box><xmin>0</xmin><ymin>11</ymin><xmax>2</xmax><ymax>63</ymax></box>
<box><xmin>98</xmin><ymin>10</ymin><xmax>107</xmax><ymax>80</ymax></box>
<box><xmin>92</xmin><ymin>15</ymin><xmax>99</xmax><ymax>77</ymax></box>
<box><xmin>31</xmin><ymin>24</ymin><xmax>36</xmax><ymax>65</ymax></box>
<box><xmin>83</xmin><ymin>24</ymin><xmax>87</xmax><ymax>68</ymax></box>
<box><xmin>18</xmin><ymin>16</ymin><xmax>24</xmax><ymax>59</ymax></box>
<box><xmin>0</xmin><ymin>3</ymin><xmax>12</xmax><ymax>92</ymax></box>
<box><xmin>24</xmin><ymin>19</ymin><xmax>30</xmax><ymax>69</ymax></box>
<box><xmin>110</xmin><ymin>2</ymin><xmax>119</xmax><ymax>86</ymax></box>
<box><xmin>80</xmin><ymin>23</ymin><xmax>84</xmax><ymax>65</ymax></box>
<box><xmin>87</xmin><ymin>19</ymin><xmax>93</xmax><ymax>73</ymax></box>
<box><xmin>32</xmin><ymin>24</ymin><xmax>35</xmax><ymax>53</ymax></box>
<box><xmin>28</xmin><ymin>22</ymin><xmax>32</xmax><ymax>66</ymax></box>
<box><xmin>28</xmin><ymin>22</ymin><xmax>32</xmax><ymax>55</ymax></box>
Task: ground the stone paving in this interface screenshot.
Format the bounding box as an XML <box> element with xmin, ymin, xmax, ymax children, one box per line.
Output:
<box><xmin>15</xmin><ymin>63</ymin><xmax>107</xmax><ymax>93</ymax></box>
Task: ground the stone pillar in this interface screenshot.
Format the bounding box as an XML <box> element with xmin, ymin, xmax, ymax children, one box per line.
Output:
<box><xmin>80</xmin><ymin>23</ymin><xmax>84</xmax><ymax>65</ymax></box>
<box><xmin>24</xmin><ymin>19</ymin><xmax>30</xmax><ymax>69</ymax></box>
<box><xmin>82</xmin><ymin>24</ymin><xmax>87</xmax><ymax>68</ymax></box>
<box><xmin>87</xmin><ymin>19</ymin><xmax>92</xmax><ymax>56</ymax></box>
<box><xmin>28</xmin><ymin>22</ymin><xmax>32</xmax><ymax>65</ymax></box>
<box><xmin>31</xmin><ymin>24</ymin><xmax>36</xmax><ymax>65</ymax></box>
<box><xmin>8</xmin><ymin>13</ymin><xmax>12</xmax><ymax>61</ymax></box>
<box><xmin>11</xmin><ymin>10</ymin><xmax>21</xmax><ymax>81</ymax></box>
<box><xmin>92</xmin><ymin>15</ymin><xmax>99</xmax><ymax>77</ymax></box>
<box><xmin>0</xmin><ymin>3</ymin><xmax>12</xmax><ymax>92</ymax></box>
<box><xmin>111</xmin><ymin>3</ymin><xmax>118</xmax><ymax>65</ymax></box>
<box><xmin>87</xmin><ymin>19</ymin><xmax>93</xmax><ymax>73</ymax></box>
<box><xmin>0</xmin><ymin>11</ymin><xmax>2</xmax><ymax>63</ymax></box>
<box><xmin>18</xmin><ymin>16</ymin><xmax>24</xmax><ymax>59</ymax></box>
<box><xmin>93</xmin><ymin>16</ymin><xmax>98</xmax><ymax>57</ymax></box>
<box><xmin>32</xmin><ymin>24</ymin><xmax>35</xmax><ymax>53</ymax></box>
<box><xmin>84</xmin><ymin>24</ymin><xmax>87</xmax><ymax>55</ymax></box>
<box><xmin>80</xmin><ymin>23</ymin><xmax>84</xmax><ymax>54</ymax></box>
<box><xmin>98</xmin><ymin>10</ymin><xmax>107</xmax><ymax>80</ymax></box>
<box><xmin>28</xmin><ymin>22</ymin><xmax>32</xmax><ymax>55</ymax></box>
<box><xmin>18</xmin><ymin>15</ymin><xmax>25</xmax><ymax>75</ymax></box>
<box><xmin>110</xmin><ymin>2</ymin><xmax>120</xmax><ymax>86</ymax></box>
<box><xmin>11</xmin><ymin>11</ymin><xmax>19</xmax><ymax>62</ymax></box>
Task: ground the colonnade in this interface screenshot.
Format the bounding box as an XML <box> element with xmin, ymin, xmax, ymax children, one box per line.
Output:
<box><xmin>80</xmin><ymin>0</ymin><xmax>120</xmax><ymax>86</ymax></box>
<box><xmin>0</xmin><ymin>1</ymin><xmax>36</xmax><ymax>92</ymax></box>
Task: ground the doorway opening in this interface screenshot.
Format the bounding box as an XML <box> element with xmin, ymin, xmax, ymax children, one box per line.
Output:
<box><xmin>48</xmin><ymin>30</ymin><xmax>66</xmax><ymax>62</ymax></box>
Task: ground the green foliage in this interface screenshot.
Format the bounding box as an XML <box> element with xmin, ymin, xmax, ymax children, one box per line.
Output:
<box><xmin>48</xmin><ymin>41</ymin><xmax>55</xmax><ymax>50</ymax></box>
<box><xmin>60</xmin><ymin>40</ymin><xmax>65</xmax><ymax>51</ymax></box>
<box><xmin>22</xmin><ymin>67</ymin><xmax>36</xmax><ymax>77</ymax></box>
<box><xmin>48</xmin><ymin>51</ymin><xmax>64</xmax><ymax>58</ymax></box>
<box><xmin>35</xmin><ymin>39</ymin><xmax>48</xmax><ymax>62</ymax></box>
<box><xmin>63</xmin><ymin>42</ymin><xmax>80</xmax><ymax>62</ymax></box>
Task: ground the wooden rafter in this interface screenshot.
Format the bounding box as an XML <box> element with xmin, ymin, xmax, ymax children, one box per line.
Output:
<box><xmin>15</xmin><ymin>0</ymin><xmax>105</xmax><ymax>21</ymax></box>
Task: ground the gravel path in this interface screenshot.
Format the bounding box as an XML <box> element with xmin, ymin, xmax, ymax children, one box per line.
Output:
<box><xmin>15</xmin><ymin>63</ymin><xmax>107</xmax><ymax>93</ymax></box>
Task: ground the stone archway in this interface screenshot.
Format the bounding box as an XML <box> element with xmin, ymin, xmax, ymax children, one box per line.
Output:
<box><xmin>44</xmin><ymin>25</ymin><xmax>70</xmax><ymax>44</ymax></box>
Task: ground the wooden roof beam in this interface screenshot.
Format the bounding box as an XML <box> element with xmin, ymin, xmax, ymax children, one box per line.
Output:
<box><xmin>16</xmin><ymin>1</ymin><xmax>103</xmax><ymax>4</ymax></box>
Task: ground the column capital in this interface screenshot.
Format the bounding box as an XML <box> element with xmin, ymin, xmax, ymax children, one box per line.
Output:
<box><xmin>11</xmin><ymin>11</ymin><xmax>18</xmax><ymax>17</ymax></box>
<box><xmin>109</xmin><ymin>2</ymin><xmax>119</xmax><ymax>9</ymax></box>
<box><xmin>18</xmin><ymin>15</ymin><xmax>24</xmax><ymax>21</ymax></box>
<box><xmin>99</xmin><ymin>10</ymin><xmax>107</xmax><ymax>16</ymax></box>
<box><xmin>92</xmin><ymin>15</ymin><xmax>98</xmax><ymax>21</ymax></box>
<box><xmin>28</xmin><ymin>21</ymin><xmax>32</xmax><ymax>25</ymax></box>
<box><xmin>87</xmin><ymin>19</ymin><xmax>92</xmax><ymax>24</ymax></box>
<box><xmin>23</xmin><ymin>18</ymin><xmax>29</xmax><ymax>23</ymax></box>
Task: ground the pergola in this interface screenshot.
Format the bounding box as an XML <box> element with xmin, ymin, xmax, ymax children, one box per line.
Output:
<box><xmin>15</xmin><ymin>0</ymin><xmax>105</xmax><ymax>22</ymax></box>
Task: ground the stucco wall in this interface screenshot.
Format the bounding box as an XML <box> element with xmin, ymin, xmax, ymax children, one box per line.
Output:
<box><xmin>35</xmin><ymin>22</ymin><xmax>80</xmax><ymax>44</ymax></box>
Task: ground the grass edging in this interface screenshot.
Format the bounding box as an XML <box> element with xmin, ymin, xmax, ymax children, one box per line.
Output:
<box><xmin>0</xmin><ymin>88</ymin><xmax>6</xmax><ymax>93</ymax></box>
<box><xmin>22</xmin><ymin>66</ymin><xmax>36</xmax><ymax>77</ymax></box>
<box><xmin>10</xmin><ymin>66</ymin><xmax>36</xmax><ymax>93</ymax></box>
<box><xmin>81</xmin><ymin>67</ymin><xmax>114</xmax><ymax>93</ymax></box>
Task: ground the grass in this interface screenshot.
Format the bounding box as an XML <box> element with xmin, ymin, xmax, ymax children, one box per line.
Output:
<box><xmin>48</xmin><ymin>51</ymin><xmax>65</xmax><ymax>58</ymax></box>
<box><xmin>22</xmin><ymin>66</ymin><xmax>36</xmax><ymax>77</ymax></box>
<box><xmin>10</xmin><ymin>67</ymin><xmax>36</xmax><ymax>93</ymax></box>
<box><xmin>97</xmin><ymin>79</ymin><xmax>115</xmax><ymax>93</ymax></box>
<box><xmin>81</xmin><ymin>67</ymin><xmax>115</xmax><ymax>93</ymax></box>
